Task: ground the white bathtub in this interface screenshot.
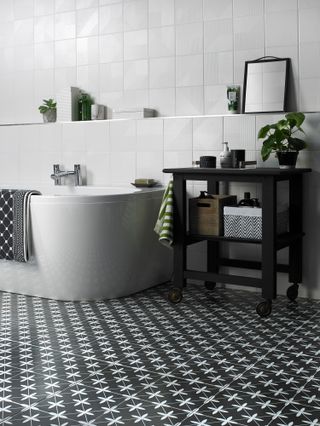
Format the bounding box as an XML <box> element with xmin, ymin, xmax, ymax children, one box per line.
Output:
<box><xmin>0</xmin><ymin>185</ymin><xmax>172</xmax><ymax>300</ymax></box>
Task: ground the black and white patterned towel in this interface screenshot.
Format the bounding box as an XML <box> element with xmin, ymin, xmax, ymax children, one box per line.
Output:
<box><xmin>0</xmin><ymin>189</ymin><xmax>40</xmax><ymax>262</ymax></box>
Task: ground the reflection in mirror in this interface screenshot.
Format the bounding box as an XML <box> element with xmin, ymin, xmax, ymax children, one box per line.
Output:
<box><xmin>242</xmin><ymin>57</ymin><xmax>290</xmax><ymax>113</ymax></box>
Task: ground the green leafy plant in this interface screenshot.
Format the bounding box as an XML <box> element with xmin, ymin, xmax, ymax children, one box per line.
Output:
<box><xmin>38</xmin><ymin>98</ymin><xmax>57</xmax><ymax>114</ymax></box>
<box><xmin>258</xmin><ymin>112</ymin><xmax>307</xmax><ymax>161</ymax></box>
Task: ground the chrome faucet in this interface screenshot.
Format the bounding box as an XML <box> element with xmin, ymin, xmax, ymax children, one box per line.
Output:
<box><xmin>51</xmin><ymin>164</ymin><xmax>83</xmax><ymax>186</ymax></box>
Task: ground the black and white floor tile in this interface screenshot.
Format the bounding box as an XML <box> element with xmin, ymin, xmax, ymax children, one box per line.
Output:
<box><xmin>0</xmin><ymin>284</ymin><xmax>319</xmax><ymax>425</ymax></box>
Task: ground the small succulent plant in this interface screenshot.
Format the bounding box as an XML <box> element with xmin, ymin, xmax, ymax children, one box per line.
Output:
<box><xmin>38</xmin><ymin>98</ymin><xmax>57</xmax><ymax>114</ymax></box>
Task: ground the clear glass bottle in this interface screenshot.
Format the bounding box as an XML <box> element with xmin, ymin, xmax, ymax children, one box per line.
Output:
<box><xmin>219</xmin><ymin>142</ymin><xmax>233</xmax><ymax>168</ymax></box>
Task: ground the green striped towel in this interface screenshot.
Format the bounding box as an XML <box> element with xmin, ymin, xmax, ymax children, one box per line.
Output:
<box><xmin>154</xmin><ymin>181</ymin><xmax>174</xmax><ymax>248</ymax></box>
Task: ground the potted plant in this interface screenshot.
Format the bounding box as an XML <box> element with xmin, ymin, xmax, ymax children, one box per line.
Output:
<box><xmin>258</xmin><ymin>112</ymin><xmax>307</xmax><ymax>169</ymax></box>
<box><xmin>38</xmin><ymin>98</ymin><xmax>57</xmax><ymax>123</ymax></box>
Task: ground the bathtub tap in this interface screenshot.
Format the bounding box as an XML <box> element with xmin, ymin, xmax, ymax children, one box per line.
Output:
<box><xmin>51</xmin><ymin>164</ymin><xmax>83</xmax><ymax>186</ymax></box>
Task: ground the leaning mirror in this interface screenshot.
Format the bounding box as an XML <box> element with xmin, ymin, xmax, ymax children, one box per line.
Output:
<box><xmin>242</xmin><ymin>56</ymin><xmax>290</xmax><ymax>113</ymax></box>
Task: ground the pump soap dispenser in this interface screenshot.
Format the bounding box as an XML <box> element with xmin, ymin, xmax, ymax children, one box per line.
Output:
<box><xmin>219</xmin><ymin>142</ymin><xmax>233</xmax><ymax>168</ymax></box>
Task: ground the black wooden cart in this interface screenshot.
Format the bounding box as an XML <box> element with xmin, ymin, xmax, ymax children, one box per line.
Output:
<box><xmin>163</xmin><ymin>167</ymin><xmax>312</xmax><ymax>317</ymax></box>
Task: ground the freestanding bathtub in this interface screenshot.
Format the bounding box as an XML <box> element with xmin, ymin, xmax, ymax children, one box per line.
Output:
<box><xmin>0</xmin><ymin>186</ymin><xmax>172</xmax><ymax>300</ymax></box>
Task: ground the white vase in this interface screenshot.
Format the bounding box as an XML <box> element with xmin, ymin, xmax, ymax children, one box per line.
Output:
<box><xmin>219</xmin><ymin>142</ymin><xmax>233</xmax><ymax>168</ymax></box>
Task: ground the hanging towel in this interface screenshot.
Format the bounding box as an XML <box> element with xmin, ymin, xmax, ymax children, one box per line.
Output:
<box><xmin>0</xmin><ymin>189</ymin><xmax>40</xmax><ymax>262</ymax></box>
<box><xmin>154</xmin><ymin>181</ymin><xmax>174</xmax><ymax>248</ymax></box>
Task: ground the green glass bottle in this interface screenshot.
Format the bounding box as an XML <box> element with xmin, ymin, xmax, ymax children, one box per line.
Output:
<box><xmin>78</xmin><ymin>93</ymin><xmax>92</xmax><ymax>121</ymax></box>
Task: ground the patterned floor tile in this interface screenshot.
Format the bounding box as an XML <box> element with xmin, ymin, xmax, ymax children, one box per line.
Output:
<box><xmin>0</xmin><ymin>284</ymin><xmax>319</xmax><ymax>426</ymax></box>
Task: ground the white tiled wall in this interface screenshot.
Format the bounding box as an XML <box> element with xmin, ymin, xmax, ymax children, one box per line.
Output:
<box><xmin>0</xmin><ymin>111</ymin><xmax>320</xmax><ymax>297</ymax></box>
<box><xmin>1</xmin><ymin>0</ymin><xmax>320</xmax><ymax>123</ymax></box>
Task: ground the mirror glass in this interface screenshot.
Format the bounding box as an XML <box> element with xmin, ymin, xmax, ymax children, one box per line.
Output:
<box><xmin>243</xmin><ymin>57</ymin><xmax>290</xmax><ymax>113</ymax></box>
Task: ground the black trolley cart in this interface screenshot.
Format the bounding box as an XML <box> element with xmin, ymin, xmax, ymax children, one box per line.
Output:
<box><xmin>163</xmin><ymin>167</ymin><xmax>312</xmax><ymax>317</ymax></box>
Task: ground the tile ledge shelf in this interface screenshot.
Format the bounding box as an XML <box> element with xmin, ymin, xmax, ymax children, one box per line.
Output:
<box><xmin>0</xmin><ymin>111</ymin><xmax>319</xmax><ymax>127</ymax></box>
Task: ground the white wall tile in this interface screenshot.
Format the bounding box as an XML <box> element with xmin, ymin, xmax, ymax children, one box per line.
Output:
<box><xmin>149</xmin><ymin>57</ymin><xmax>175</xmax><ymax>89</ymax></box>
<box><xmin>110</xmin><ymin>151</ymin><xmax>136</xmax><ymax>184</ymax></box>
<box><xmin>175</xmin><ymin>0</ymin><xmax>203</xmax><ymax>24</ymax></box>
<box><xmin>300</xmin><ymin>78</ymin><xmax>320</xmax><ymax>111</ymax></box>
<box><xmin>14</xmin><ymin>19</ymin><xmax>33</xmax><ymax>46</ymax></box>
<box><xmin>266</xmin><ymin>11</ymin><xmax>298</xmax><ymax>47</ymax></box>
<box><xmin>85</xmin><ymin>151</ymin><xmax>110</xmax><ymax>184</ymax></box>
<box><xmin>77</xmin><ymin>64</ymin><xmax>99</xmax><ymax>93</ymax></box>
<box><xmin>77</xmin><ymin>36</ymin><xmax>99</xmax><ymax>65</ymax></box>
<box><xmin>204</xmin><ymin>51</ymin><xmax>233</xmax><ymax>85</ymax></box>
<box><xmin>76</xmin><ymin>0</ymin><xmax>99</xmax><ymax>9</ymax></box>
<box><xmin>99</xmin><ymin>4</ymin><xmax>123</xmax><ymax>34</ymax></box>
<box><xmin>55</xmin><ymin>12</ymin><xmax>76</xmax><ymax>40</ymax></box>
<box><xmin>84</xmin><ymin>121</ymin><xmax>110</xmax><ymax>151</ymax></box>
<box><xmin>62</xmin><ymin>122</ymin><xmax>87</xmax><ymax>151</ymax></box>
<box><xmin>100</xmin><ymin>33</ymin><xmax>123</xmax><ymax>63</ymax></box>
<box><xmin>176</xmin><ymin>55</ymin><xmax>203</xmax><ymax>87</ymax></box>
<box><xmin>34</xmin><ymin>43</ymin><xmax>54</xmax><ymax>70</ymax></box>
<box><xmin>34</xmin><ymin>69</ymin><xmax>55</xmax><ymax>106</ymax></box>
<box><xmin>124</xmin><ymin>30</ymin><xmax>148</xmax><ymax>60</ymax></box>
<box><xmin>34</xmin><ymin>0</ymin><xmax>54</xmax><ymax>16</ymax></box>
<box><xmin>164</xmin><ymin>150</ymin><xmax>193</xmax><ymax>168</ymax></box>
<box><xmin>37</xmin><ymin>123</ymin><xmax>62</xmax><ymax>152</ymax></box>
<box><xmin>176</xmin><ymin>86</ymin><xmax>204</xmax><ymax>116</ymax></box>
<box><xmin>234</xmin><ymin>16</ymin><xmax>265</xmax><ymax>50</ymax></box>
<box><xmin>149</xmin><ymin>88</ymin><xmax>176</xmax><ymax>116</ymax></box>
<box><xmin>149</xmin><ymin>26</ymin><xmax>175</xmax><ymax>58</ymax></box>
<box><xmin>233</xmin><ymin>0</ymin><xmax>264</xmax><ymax>17</ymax></box>
<box><xmin>110</xmin><ymin>119</ymin><xmax>136</xmax><ymax>151</ymax></box>
<box><xmin>137</xmin><ymin>119</ymin><xmax>164</xmax><ymax>151</ymax></box>
<box><xmin>299</xmin><ymin>0</ymin><xmax>320</xmax><ymax>8</ymax></box>
<box><xmin>13</xmin><ymin>0</ymin><xmax>34</xmax><ymax>19</ymax></box>
<box><xmin>164</xmin><ymin>118</ymin><xmax>192</xmax><ymax>151</ymax></box>
<box><xmin>123</xmin><ymin>0</ymin><xmax>148</xmax><ymax>31</ymax></box>
<box><xmin>121</xmin><ymin>88</ymin><xmax>149</xmax><ymax>109</ymax></box>
<box><xmin>55</xmin><ymin>40</ymin><xmax>77</xmax><ymax>68</ymax></box>
<box><xmin>204</xmin><ymin>85</ymin><xmax>227</xmax><ymax>114</ymax></box>
<box><xmin>14</xmin><ymin>45</ymin><xmax>34</xmax><ymax>71</ymax></box>
<box><xmin>203</xmin><ymin>0</ymin><xmax>232</xmax><ymax>20</ymax></box>
<box><xmin>136</xmin><ymin>151</ymin><xmax>164</xmax><ymax>181</ymax></box>
<box><xmin>76</xmin><ymin>8</ymin><xmax>98</xmax><ymax>37</ymax></box>
<box><xmin>100</xmin><ymin>62</ymin><xmax>123</xmax><ymax>92</ymax></box>
<box><xmin>34</xmin><ymin>16</ymin><xmax>54</xmax><ymax>43</ymax></box>
<box><xmin>224</xmin><ymin>115</ymin><xmax>256</xmax><ymax>150</ymax></box>
<box><xmin>204</xmin><ymin>19</ymin><xmax>233</xmax><ymax>52</ymax></box>
<box><xmin>55</xmin><ymin>0</ymin><xmax>76</xmax><ymax>13</ymax></box>
<box><xmin>266</xmin><ymin>0</ymin><xmax>298</xmax><ymax>12</ymax></box>
<box><xmin>55</xmin><ymin>67</ymin><xmax>77</xmax><ymax>91</ymax></box>
<box><xmin>149</xmin><ymin>0</ymin><xmax>174</xmax><ymax>27</ymax></box>
<box><xmin>176</xmin><ymin>22</ymin><xmax>203</xmax><ymax>55</ymax></box>
<box><xmin>124</xmin><ymin>59</ymin><xmax>148</xmax><ymax>90</ymax></box>
<box><xmin>193</xmin><ymin>116</ymin><xmax>223</xmax><ymax>150</ymax></box>
<box><xmin>299</xmin><ymin>7</ymin><xmax>320</xmax><ymax>43</ymax></box>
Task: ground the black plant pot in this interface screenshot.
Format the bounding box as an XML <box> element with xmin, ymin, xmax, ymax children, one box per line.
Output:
<box><xmin>276</xmin><ymin>151</ymin><xmax>298</xmax><ymax>169</ymax></box>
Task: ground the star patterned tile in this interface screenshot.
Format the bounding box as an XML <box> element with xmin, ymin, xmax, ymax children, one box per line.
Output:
<box><xmin>0</xmin><ymin>284</ymin><xmax>319</xmax><ymax>425</ymax></box>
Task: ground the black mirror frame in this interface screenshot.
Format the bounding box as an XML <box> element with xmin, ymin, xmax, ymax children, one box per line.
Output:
<box><xmin>242</xmin><ymin>56</ymin><xmax>291</xmax><ymax>114</ymax></box>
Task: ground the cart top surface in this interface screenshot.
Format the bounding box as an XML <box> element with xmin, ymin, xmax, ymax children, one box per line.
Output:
<box><xmin>163</xmin><ymin>167</ymin><xmax>312</xmax><ymax>176</ymax></box>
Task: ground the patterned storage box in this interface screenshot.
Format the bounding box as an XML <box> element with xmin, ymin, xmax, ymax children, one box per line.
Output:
<box><xmin>223</xmin><ymin>206</ymin><xmax>288</xmax><ymax>240</ymax></box>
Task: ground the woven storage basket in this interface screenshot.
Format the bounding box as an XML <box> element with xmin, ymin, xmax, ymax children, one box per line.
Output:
<box><xmin>223</xmin><ymin>206</ymin><xmax>288</xmax><ymax>240</ymax></box>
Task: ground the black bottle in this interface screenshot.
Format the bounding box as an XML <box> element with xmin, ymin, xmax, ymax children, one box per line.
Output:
<box><xmin>238</xmin><ymin>192</ymin><xmax>253</xmax><ymax>207</ymax></box>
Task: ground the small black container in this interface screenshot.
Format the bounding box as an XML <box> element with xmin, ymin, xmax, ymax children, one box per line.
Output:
<box><xmin>231</xmin><ymin>149</ymin><xmax>245</xmax><ymax>168</ymax></box>
<box><xmin>199</xmin><ymin>156</ymin><xmax>216</xmax><ymax>168</ymax></box>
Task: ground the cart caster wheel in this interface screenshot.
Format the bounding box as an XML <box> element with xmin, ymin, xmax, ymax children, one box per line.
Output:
<box><xmin>256</xmin><ymin>301</ymin><xmax>272</xmax><ymax>317</ymax></box>
<box><xmin>287</xmin><ymin>283</ymin><xmax>299</xmax><ymax>302</ymax></box>
<box><xmin>205</xmin><ymin>281</ymin><xmax>216</xmax><ymax>290</ymax></box>
<box><xmin>168</xmin><ymin>287</ymin><xmax>183</xmax><ymax>304</ymax></box>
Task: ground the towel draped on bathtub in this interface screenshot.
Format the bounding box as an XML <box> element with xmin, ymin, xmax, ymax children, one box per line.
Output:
<box><xmin>154</xmin><ymin>181</ymin><xmax>174</xmax><ymax>248</ymax></box>
<box><xmin>0</xmin><ymin>189</ymin><xmax>40</xmax><ymax>262</ymax></box>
